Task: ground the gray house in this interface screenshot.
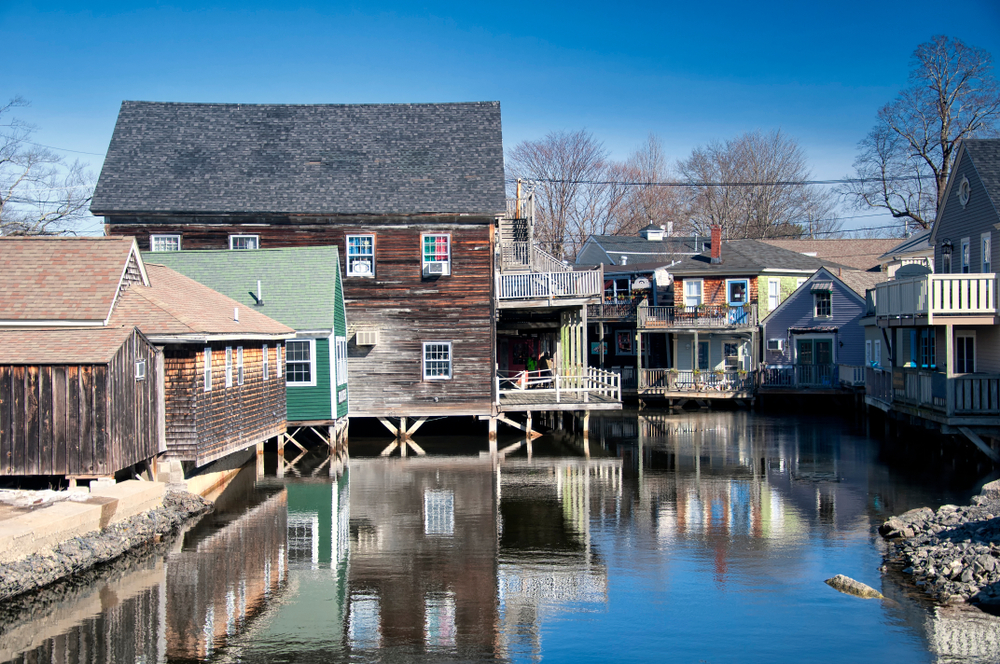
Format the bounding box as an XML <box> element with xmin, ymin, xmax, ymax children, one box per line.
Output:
<box><xmin>760</xmin><ymin>267</ymin><xmax>884</xmax><ymax>389</ymax></box>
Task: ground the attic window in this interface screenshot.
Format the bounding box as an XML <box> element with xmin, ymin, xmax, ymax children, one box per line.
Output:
<box><xmin>959</xmin><ymin>176</ymin><xmax>971</xmax><ymax>208</ymax></box>
<box><xmin>230</xmin><ymin>235</ymin><xmax>259</xmax><ymax>250</ymax></box>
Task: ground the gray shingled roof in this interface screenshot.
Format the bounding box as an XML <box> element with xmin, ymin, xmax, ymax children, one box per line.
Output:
<box><xmin>92</xmin><ymin>101</ymin><xmax>506</xmax><ymax>216</ymax></box>
<box><xmin>963</xmin><ymin>139</ymin><xmax>1000</xmax><ymax>213</ymax></box>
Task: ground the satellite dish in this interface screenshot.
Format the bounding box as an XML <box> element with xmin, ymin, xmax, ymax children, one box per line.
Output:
<box><xmin>633</xmin><ymin>277</ymin><xmax>651</xmax><ymax>290</ymax></box>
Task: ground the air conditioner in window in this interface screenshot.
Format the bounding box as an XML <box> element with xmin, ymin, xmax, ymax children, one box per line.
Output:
<box><xmin>351</xmin><ymin>261</ymin><xmax>372</xmax><ymax>275</ymax></box>
<box><xmin>356</xmin><ymin>329</ymin><xmax>379</xmax><ymax>346</ymax></box>
<box><xmin>767</xmin><ymin>339</ymin><xmax>784</xmax><ymax>351</ymax></box>
<box><xmin>424</xmin><ymin>262</ymin><xmax>449</xmax><ymax>276</ymax></box>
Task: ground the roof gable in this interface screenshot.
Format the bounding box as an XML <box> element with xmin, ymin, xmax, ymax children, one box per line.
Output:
<box><xmin>143</xmin><ymin>247</ymin><xmax>341</xmax><ymax>329</ymax></box>
<box><xmin>0</xmin><ymin>237</ymin><xmax>145</xmax><ymax>325</ymax></box>
<box><xmin>92</xmin><ymin>101</ymin><xmax>506</xmax><ymax>216</ymax></box>
<box><xmin>667</xmin><ymin>239</ymin><xmax>852</xmax><ymax>275</ymax></box>
<box><xmin>760</xmin><ymin>267</ymin><xmax>867</xmax><ymax>324</ymax></box>
<box><xmin>0</xmin><ymin>327</ymin><xmax>144</xmax><ymax>364</ymax></box>
<box><xmin>931</xmin><ymin>140</ymin><xmax>1000</xmax><ymax>247</ymax></box>
<box><xmin>760</xmin><ymin>238</ymin><xmax>900</xmax><ymax>272</ymax></box>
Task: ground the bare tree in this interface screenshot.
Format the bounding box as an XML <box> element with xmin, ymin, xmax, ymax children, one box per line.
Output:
<box><xmin>678</xmin><ymin>129</ymin><xmax>838</xmax><ymax>239</ymax></box>
<box><xmin>611</xmin><ymin>134</ymin><xmax>689</xmax><ymax>236</ymax></box>
<box><xmin>842</xmin><ymin>36</ymin><xmax>1000</xmax><ymax>230</ymax></box>
<box><xmin>1</xmin><ymin>97</ymin><xmax>93</xmax><ymax>236</ymax></box>
<box><xmin>506</xmin><ymin>129</ymin><xmax>611</xmax><ymax>260</ymax></box>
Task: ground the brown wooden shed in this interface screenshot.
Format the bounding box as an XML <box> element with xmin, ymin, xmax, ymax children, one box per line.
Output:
<box><xmin>0</xmin><ymin>326</ymin><xmax>160</xmax><ymax>478</ymax></box>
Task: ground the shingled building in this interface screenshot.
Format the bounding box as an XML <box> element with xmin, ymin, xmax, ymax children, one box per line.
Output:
<box><xmin>93</xmin><ymin>101</ymin><xmax>505</xmax><ymax>439</ymax></box>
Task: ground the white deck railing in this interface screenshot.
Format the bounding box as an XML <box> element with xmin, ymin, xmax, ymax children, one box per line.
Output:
<box><xmin>874</xmin><ymin>273</ymin><xmax>997</xmax><ymax>321</ymax></box>
<box><xmin>497</xmin><ymin>270</ymin><xmax>602</xmax><ymax>300</ymax></box>
<box><xmin>497</xmin><ymin>367</ymin><xmax>621</xmax><ymax>402</ymax></box>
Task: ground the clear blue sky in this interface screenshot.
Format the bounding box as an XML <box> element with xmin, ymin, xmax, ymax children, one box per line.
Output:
<box><xmin>4</xmin><ymin>0</ymin><xmax>1000</xmax><ymax>235</ymax></box>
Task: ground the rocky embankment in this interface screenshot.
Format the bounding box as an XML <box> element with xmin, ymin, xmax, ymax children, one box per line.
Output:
<box><xmin>0</xmin><ymin>490</ymin><xmax>212</xmax><ymax>603</ymax></box>
<box><xmin>880</xmin><ymin>480</ymin><xmax>1000</xmax><ymax>606</ymax></box>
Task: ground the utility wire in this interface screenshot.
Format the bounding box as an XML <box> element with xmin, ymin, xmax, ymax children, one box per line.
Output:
<box><xmin>506</xmin><ymin>174</ymin><xmax>932</xmax><ymax>187</ymax></box>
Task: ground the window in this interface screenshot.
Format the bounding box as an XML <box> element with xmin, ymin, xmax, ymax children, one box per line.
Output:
<box><xmin>958</xmin><ymin>175</ymin><xmax>971</xmax><ymax>207</ymax></box>
<box><xmin>874</xmin><ymin>340</ymin><xmax>881</xmax><ymax>366</ymax></box>
<box><xmin>229</xmin><ymin>235</ymin><xmax>259</xmax><ymax>250</ymax></box>
<box><xmin>727</xmin><ymin>279</ymin><xmax>747</xmax><ymax>304</ymax></box>
<box><xmin>683</xmin><ymin>279</ymin><xmax>703</xmax><ymax>308</ymax></box>
<box><xmin>866</xmin><ymin>340</ymin><xmax>872</xmax><ymax>366</ymax></box>
<box><xmin>920</xmin><ymin>328</ymin><xmax>936</xmax><ymax>368</ymax></box>
<box><xmin>150</xmin><ymin>234</ymin><xmax>181</xmax><ymax>251</ymax></box>
<box><xmin>347</xmin><ymin>235</ymin><xmax>375</xmax><ymax>277</ymax></box>
<box><xmin>768</xmin><ymin>278</ymin><xmax>780</xmax><ymax>311</ymax></box>
<box><xmin>956</xmin><ymin>332</ymin><xmax>975</xmax><ymax>373</ymax></box>
<box><xmin>286</xmin><ymin>339</ymin><xmax>316</xmax><ymax>386</ymax></box>
<box><xmin>961</xmin><ymin>238</ymin><xmax>970</xmax><ymax>273</ymax></box>
<box><xmin>204</xmin><ymin>348</ymin><xmax>212</xmax><ymax>391</ymax></box>
<box><xmin>263</xmin><ymin>344</ymin><xmax>269</xmax><ymax>380</ymax></box>
<box><xmin>814</xmin><ymin>291</ymin><xmax>831</xmax><ymax>318</ymax></box>
<box><xmin>237</xmin><ymin>346</ymin><xmax>244</xmax><ymax>386</ymax></box>
<box><xmin>423</xmin><ymin>489</ymin><xmax>455</xmax><ymax>536</ymax></box>
<box><xmin>983</xmin><ymin>232</ymin><xmax>992</xmax><ymax>273</ymax></box>
<box><xmin>724</xmin><ymin>342</ymin><xmax>739</xmax><ymax>371</ymax></box>
<box><xmin>605</xmin><ymin>278</ymin><xmax>632</xmax><ymax>302</ymax></box>
<box><xmin>423</xmin><ymin>341</ymin><xmax>452</xmax><ymax>380</ymax></box>
<box><xmin>336</xmin><ymin>336</ymin><xmax>348</xmax><ymax>385</ymax></box>
<box><xmin>277</xmin><ymin>344</ymin><xmax>282</xmax><ymax>376</ymax></box>
<box><xmin>421</xmin><ymin>234</ymin><xmax>451</xmax><ymax>276</ymax></box>
<box><xmin>225</xmin><ymin>347</ymin><xmax>233</xmax><ymax>387</ymax></box>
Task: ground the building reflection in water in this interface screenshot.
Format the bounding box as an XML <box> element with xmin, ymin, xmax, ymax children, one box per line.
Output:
<box><xmin>0</xmin><ymin>463</ymin><xmax>288</xmax><ymax>663</ymax></box>
<box><xmin>4</xmin><ymin>412</ymin><xmax>1000</xmax><ymax>663</ymax></box>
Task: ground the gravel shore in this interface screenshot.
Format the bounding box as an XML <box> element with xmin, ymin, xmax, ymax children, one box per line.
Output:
<box><xmin>0</xmin><ymin>490</ymin><xmax>213</xmax><ymax>603</ymax></box>
<box><xmin>880</xmin><ymin>480</ymin><xmax>1000</xmax><ymax>607</ymax></box>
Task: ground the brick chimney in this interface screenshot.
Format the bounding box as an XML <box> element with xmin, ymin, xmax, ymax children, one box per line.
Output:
<box><xmin>710</xmin><ymin>226</ymin><xmax>722</xmax><ymax>264</ymax></box>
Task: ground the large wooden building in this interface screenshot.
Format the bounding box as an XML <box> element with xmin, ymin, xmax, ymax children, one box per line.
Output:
<box><xmin>92</xmin><ymin>101</ymin><xmax>505</xmax><ymax>432</ymax></box>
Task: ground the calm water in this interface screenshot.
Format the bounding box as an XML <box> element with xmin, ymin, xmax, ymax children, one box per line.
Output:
<box><xmin>3</xmin><ymin>411</ymin><xmax>1000</xmax><ymax>663</ymax></box>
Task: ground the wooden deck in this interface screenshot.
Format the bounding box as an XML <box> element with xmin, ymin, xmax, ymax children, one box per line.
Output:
<box><xmin>498</xmin><ymin>391</ymin><xmax>622</xmax><ymax>412</ymax></box>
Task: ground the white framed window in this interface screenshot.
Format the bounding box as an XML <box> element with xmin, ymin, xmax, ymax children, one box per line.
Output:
<box><xmin>150</xmin><ymin>234</ymin><xmax>181</xmax><ymax>251</ymax></box>
<box><xmin>347</xmin><ymin>234</ymin><xmax>375</xmax><ymax>277</ymax></box>
<box><xmin>421</xmin><ymin>233</ymin><xmax>451</xmax><ymax>276</ymax></box>
<box><xmin>956</xmin><ymin>331</ymin><xmax>976</xmax><ymax>373</ymax></box>
<box><xmin>768</xmin><ymin>278</ymin><xmax>780</xmax><ymax>311</ymax></box>
<box><xmin>225</xmin><ymin>347</ymin><xmax>233</xmax><ymax>387</ymax></box>
<box><xmin>237</xmin><ymin>346</ymin><xmax>244</xmax><ymax>386</ymax></box>
<box><xmin>814</xmin><ymin>291</ymin><xmax>832</xmax><ymax>318</ymax></box>
<box><xmin>866</xmin><ymin>340</ymin><xmax>872</xmax><ymax>365</ymax></box>
<box><xmin>277</xmin><ymin>344</ymin><xmax>283</xmax><ymax>377</ymax></box>
<box><xmin>286</xmin><ymin>339</ymin><xmax>317</xmax><ymax>386</ymax></box>
<box><xmin>683</xmin><ymin>279</ymin><xmax>703</xmax><ymax>308</ymax></box>
<box><xmin>874</xmin><ymin>339</ymin><xmax>881</xmax><ymax>366</ymax></box>
<box><xmin>203</xmin><ymin>348</ymin><xmax>212</xmax><ymax>392</ymax></box>
<box><xmin>336</xmin><ymin>336</ymin><xmax>348</xmax><ymax>386</ymax></box>
<box><xmin>229</xmin><ymin>234</ymin><xmax>259</xmax><ymax>250</ymax></box>
<box><xmin>982</xmin><ymin>232</ymin><xmax>992</xmax><ymax>273</ymax></box>
<box><xmin>959</xmin><ymin>175</ymin><xmax>971</xmax><ymax>207</ymax></box>
<box><xmin>961</xmin><ymin>237</ymin><xmax>971</xmax><ymax>273</ymax></box>
<box><xmin>423</xmin><ymin>341</ymin><xmax>452</xmax><ymax>380</ymax></box>
<box><xmin>263</xmin><ymin>344</ymin><xmax>269</xmax><ymax>380</ymax></box>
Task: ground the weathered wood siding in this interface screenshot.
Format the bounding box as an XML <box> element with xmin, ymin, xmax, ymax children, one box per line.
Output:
<box><xmin>287</xmin><ymin>337</ymin><xmax>332</xmax><ymax>422</ymax></box>
<box><xmin>164</xmin><ymin>342</ymin><xmax>286</xmax><ymax>466</ymax></box>
<box><xmin>0</xmin><ymin>329</ymin><xmax>159</xmax><ymax>477</ymax></box>
<box><xmin>106</xmin><ymin>215</ymin><xmax>496</xmax><ymax>417</ymax></box>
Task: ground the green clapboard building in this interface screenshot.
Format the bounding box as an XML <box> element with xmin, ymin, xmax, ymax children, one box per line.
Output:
<box><xmin>146</xmin><ymin>246</ymin><xmax>349</xmax><ymax>426</ymax></box>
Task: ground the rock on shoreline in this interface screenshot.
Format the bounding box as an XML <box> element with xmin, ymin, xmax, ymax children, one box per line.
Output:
<box><xmin>0</xmin><ymin>490</ymin><xmax>212</xmax><ymax>603</ymax></box>
<box><xmin>880</xmin><ymin>480</ymin><xmax>1000</xmax><ymax>606</ymax></box>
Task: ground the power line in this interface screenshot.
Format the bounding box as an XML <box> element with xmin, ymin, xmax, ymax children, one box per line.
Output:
<box><xmin>26</xmin><ymin>141</ymin><xmax>105</xmax><ymax>157</ymax></box>
<box><xmin>506</xmin><ymin>175</ymin><xmax>931</xmax><ymax>187</ymax></box>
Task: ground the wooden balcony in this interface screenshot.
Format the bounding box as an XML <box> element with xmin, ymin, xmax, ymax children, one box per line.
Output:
<box><xmin>496</xmin><ymin>270</ymin><xmax>602</xmax><ymax>306</ymax></box>
<box><xmin>637</xmin><ymin>303</ymin><xmax>758</xmax><ymax>330</ymax></box>
<box><xmin>873</xmin><ymin>273</ymin><xmax>997</xmax><ymax>324</ymax></box>
<box><xmin>497</xmin><ymin>367</ymin><xmax>622</xmax><ymax>411</ymax></box>
<box><xmin>865</xmin><ymin>366</ymin><xmax>1000</xmax><ymax>420</ymax></box>
<box><xmin>587</xmin><ymin>302</ymin><xmax>638</xmax><ymax>322</ymax></box>
<box><xmin>759</xmin><ymin>364</ymin><xmax>864</xmax><ymax>390</ymax></box>
<box><xmin>637</xmin><ymin>369</ymin><xmax>755</xmax><ymax>398</ymax></box>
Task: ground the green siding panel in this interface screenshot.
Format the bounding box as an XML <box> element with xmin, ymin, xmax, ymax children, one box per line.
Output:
<box><xmin>287</xmin><ymin>338</ymin><xmax>333</xmax><ymax>421</ymax></box>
